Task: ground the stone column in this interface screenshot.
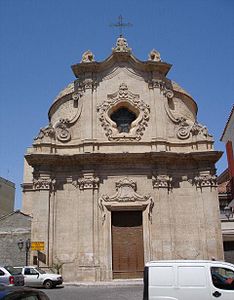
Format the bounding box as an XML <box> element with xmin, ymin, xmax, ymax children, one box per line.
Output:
<box><xmin>76</xmin><ymin>170</ymin><xmax>100</xmax><ymax>281</ymax></box>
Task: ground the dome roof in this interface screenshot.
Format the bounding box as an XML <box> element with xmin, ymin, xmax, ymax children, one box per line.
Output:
<box><xmin>171</xmin><ymin>81</ymin><xmax>193</xmax><ymax>99</ymax></box>
<box><xmin>53</xmin><ymin>82</ymin><xmax>74</xmax><ymax>103</ymax></box>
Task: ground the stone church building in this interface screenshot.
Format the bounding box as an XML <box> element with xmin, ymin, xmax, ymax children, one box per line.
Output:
<box><xmin>22</xmin><ymin>36</ymin><xmax>223</xmax><ymax>281</ymax></box>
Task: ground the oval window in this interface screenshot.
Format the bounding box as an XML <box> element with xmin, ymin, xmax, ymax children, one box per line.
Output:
<box><xmin>110</xmin><ymin>107</ymin><xmax>137</xmax><ymax>133</ymax></box>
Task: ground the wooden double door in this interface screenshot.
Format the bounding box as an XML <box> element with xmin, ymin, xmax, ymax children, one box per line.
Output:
<box><xmin>111</xmin><ymin>211</ymin><xmax>144</xmax><ymax>279</ymax></box>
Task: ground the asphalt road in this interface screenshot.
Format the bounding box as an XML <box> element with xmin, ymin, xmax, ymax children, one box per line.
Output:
<box><xmin>42</xmin><ymin>285</ymin><xmax>143</xmax><ymax>300</ymax></box>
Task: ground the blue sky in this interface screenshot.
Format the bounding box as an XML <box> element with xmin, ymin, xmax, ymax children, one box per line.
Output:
<box><xmin>0</xmin><ymin>0</ymin><xmax>233</xmax><ymax>209</ymax></box>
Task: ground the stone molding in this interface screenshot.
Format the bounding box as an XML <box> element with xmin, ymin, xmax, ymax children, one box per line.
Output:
<box><xmin>152</xmin><ymin>175</ymin><xmax>172</xmax><ymax>191</ymax></box>
<box><xmin>97</xmin><ymin>83</ymin><xmax>150</xmax><ymax>141</ymax></box>
<box><xmin>98</xmin><ymin>177</ymin><xmax>153</xmax><ymax>224</ymax></box>
<box><xmin>194</xmin><ymin>174</ymin><xmax>217</xmax><ymax>189</ymax></box>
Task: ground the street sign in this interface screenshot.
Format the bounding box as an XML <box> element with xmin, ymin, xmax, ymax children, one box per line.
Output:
<box><xmin>31</xmin><ymin>241</ymin><xmax>45</xmax><ymax>251</ymax></box>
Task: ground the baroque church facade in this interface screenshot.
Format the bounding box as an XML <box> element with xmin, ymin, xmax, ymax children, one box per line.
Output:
<box><xmin>22</xmin><ymin>36</ymin><xmax>223</xmax><ymax>281</ymax></box>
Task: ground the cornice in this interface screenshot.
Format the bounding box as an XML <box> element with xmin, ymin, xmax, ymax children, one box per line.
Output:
<box><xmin>25</xmin><ymin>151</ymin><xmax>223</xmax><ymax>168</ymax></box>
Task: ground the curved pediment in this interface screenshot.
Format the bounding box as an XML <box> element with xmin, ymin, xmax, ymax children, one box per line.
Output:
<box><xmin>71</xmin><ymin>36</ymin><xmax>172</xmax><ymax>78</ymax></box>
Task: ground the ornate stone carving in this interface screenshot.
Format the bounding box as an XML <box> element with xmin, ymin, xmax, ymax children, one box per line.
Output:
<box><xmin>194</xmin><ymin>174</ymin><xmax>217</xmax><ymax>189</ymax></box>
<box><xmin>35</xmin><ymin>89</ymin><xmax>83</xmax><ymax>144</ymax></box>
<box><xmin>76</xmin><ymin>175</ymin><xmax>100</xmax><ymax>190</ymax></box>
<box><xmin>176</xmin><ymin>119</ymin><xmax>212</xmax><ymax>140</ymax></box>
<box><xmin>148</xmin><ymin>198</ymin><xmax>154</xmax><ymax>224</ymax></box>
<box><xmin>190</xmin><ymin>122</ymin><xmax>209</xmax><ymax>137</ymax></box>
<box><xmin>99</xmin><ymin>178</ymin><xmax>153</xmax><ymax>224</ymax></box>
<box><xmin>165</xmin><ymin>99</ymin><xmax>212</xmax><ymax>140</ymax></box>
<box><xmin>33</xmin><ymin>177</ymin><xmax>56</xmax><ymax>191</ymax></box>
<box><xmin>98</xmin><ymin>198</ymin><xmax>106</xmax><ymax>225</ymax></box>
<box><xmin>152</xmin><ymin>175</ymin><xmax>172</xmax><ymax>190</ymax></box>
<box><xmin>97</xmin><ymin>83</ymin><xmax>150</xmax><ymax>141</ymax></box>
<box><xmin>101</xmin><ymin>177</ymin><xmax>151</xmax><ymax>203</ymax></box>
<box><xmin>148</xmin><ymin>49</ymin><xmax>161</xmax><ymax>62</ymax></box>
<box><xmin>76</xmin><ymin>78</ymin><xmax>98</xmax><ymax>91</ymax></box>
<box><xmin>112</xmin><ymin>36</ymin><xmax>132</xmax><ymax>53</ymax></box>
<box><xmin>148</xmin><ymin>79</ymin><xmax>174</xmax><ymax>99</ymax></box>
<box><xmin>34</xmin><ymin>124</ymin><xmax>55</xmax><ymax>141</ymax></box>
<box><xmin>81</xmin><ymin>50</ymin><xmax>95</xmax><ymax>63</ymax></box>
<box><xmin>72</xmin><ymin>90</ymin><xmax>83</xmax><ymax>101</ymax></box>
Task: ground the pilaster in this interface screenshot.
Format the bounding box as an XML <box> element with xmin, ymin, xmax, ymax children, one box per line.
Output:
<box><xmin>75</xmin><ymin>170</ymin><xmax>100</xmax><ymax>281</ymax></box>
<box><xmin>31</xmin><ymin>171</ymin><xmax>55</xmax><ymax>266</ymax></box>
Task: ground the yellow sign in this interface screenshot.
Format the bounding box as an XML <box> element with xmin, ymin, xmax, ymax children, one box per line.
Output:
<box><xmin>31</xmin><ymin>241</ymin><xmax>45</xmax><ymax>251</ymax></box>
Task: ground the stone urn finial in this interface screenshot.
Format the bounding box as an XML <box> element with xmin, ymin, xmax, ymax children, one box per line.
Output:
<box><xmin>148</xmin><ymin>49</ymin><xmax>161</xmax><ymax>62</ymax></box>
<box><xmin>81</xmin><ymin>50</ymin><xmax>95</xmax><ymax>63</ymax></box>
<box><xmin>112</xmin><ymin>36</ymin><xmax>132</xmax><ymax>53</ymax></box>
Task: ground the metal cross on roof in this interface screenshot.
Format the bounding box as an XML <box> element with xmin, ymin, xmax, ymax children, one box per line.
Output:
<box><xmin>110</xmin><ymin>15</ymin><xmax>132</xmax><ymax>36</ymax></box>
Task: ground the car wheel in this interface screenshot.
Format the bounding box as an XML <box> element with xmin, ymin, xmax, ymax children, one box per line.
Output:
<box><xmin>43</xmin><ymin>280</ymin><xmax>53</xmax><ymax>289</ymax></box>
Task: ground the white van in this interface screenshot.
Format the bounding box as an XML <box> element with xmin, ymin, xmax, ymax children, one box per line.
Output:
<box><xmin>143</xmin><ymin>260</ymin><xmax>234</xmax><ymax>300</ymax></box>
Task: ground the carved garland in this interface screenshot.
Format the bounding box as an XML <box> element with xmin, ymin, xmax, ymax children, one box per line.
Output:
<box><xmin>97</xmin><ymin>83</ymin><xmax>150</xmax><ymax>141</ymax></box>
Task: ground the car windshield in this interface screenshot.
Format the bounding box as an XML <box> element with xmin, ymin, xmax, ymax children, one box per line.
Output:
<box><xmin>35</xmin><ymin>267</ymin><xmax>46</xmax><ymax>274</ymax></box>
<box><xmin>5</xmin><ymin>266</ymin><xmax>22</xmax><ymax>275</ymax></box>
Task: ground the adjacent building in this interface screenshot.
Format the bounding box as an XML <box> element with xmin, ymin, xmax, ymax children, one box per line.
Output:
<box><xmin>0</xmin><ymin>210</ymin><xmax>31</xmax><ymax>266</ymax></box>
<box><xmin>220</xmin><ymin>105</ymin><xmax>234</xmax><ymax>199</ymax></box>
<box><xmin>219</xmin><ymin>105</ymin><xmax>234</xmax><ymax>264</ymax></box>
<box><xmin>22</xmin><ymin>36</ymin><xmax>223</xmax><ymax>281</ymax></box>
<box><xmin>0</xmin><ymin>176</ymin><xmax>15</xmax><ymax>217</ymax></box>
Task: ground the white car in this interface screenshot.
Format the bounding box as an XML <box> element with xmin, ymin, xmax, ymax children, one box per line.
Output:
<box><xmin>15</xmin><ymin>266</ymin><xmax>63</xmax><ymax>289</ymax></box>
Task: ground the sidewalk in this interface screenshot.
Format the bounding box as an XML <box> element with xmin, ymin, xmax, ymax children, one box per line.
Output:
<box><xmin>64</xmin><ymin>278</ymin><xmax>143</xmax><ymax>287</ymax></box>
